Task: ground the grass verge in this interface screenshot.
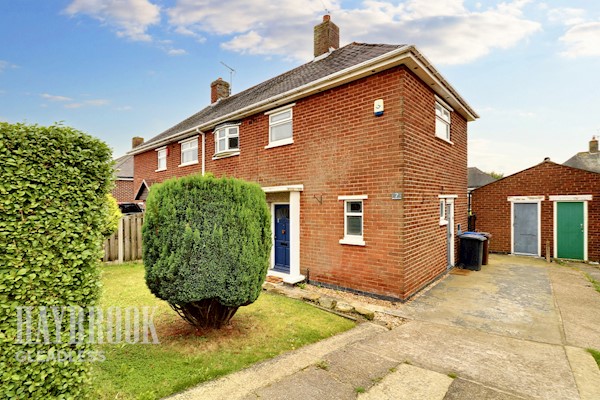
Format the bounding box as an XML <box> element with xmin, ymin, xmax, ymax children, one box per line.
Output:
<box><xmin>587</xmin><ymin>349</ymin><xmax>600</xmax><ymax>369</ymax></box>
<box><xmin>92</xmin><ymin>263</ymin><xmax>355</xmax><ymax>399</ymax></box>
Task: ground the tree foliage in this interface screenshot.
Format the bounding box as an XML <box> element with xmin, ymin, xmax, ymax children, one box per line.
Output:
<box><xmin>143</xmin><ymin>174</ymin><xmax>271</xmax><ymax>328</ymax></box>
<box><xmin>102</xmin><ymin>194</ymin><xmax>121</xmax><ymax>238</ymax></box>
<box><xmin>0</xmin><ymin>122</ymin><xmax>114</xmax><ymax>398</ymax></box>
<box><xmin>487</xmin><ymin>171</ymin><xmax>504</xmax><ymax>180</ymax></box>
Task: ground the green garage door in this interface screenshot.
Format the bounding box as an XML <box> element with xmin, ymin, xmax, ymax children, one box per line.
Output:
<box><xmin>556</xmin><ymin>202</ymin><xmax>584</xmax><ymax>260</ymax></box>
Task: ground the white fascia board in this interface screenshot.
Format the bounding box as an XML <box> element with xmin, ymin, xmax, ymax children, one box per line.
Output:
<box><xmin>549</xmin><ymin>195</ymin><xmax>592</xmax><ymax>201</ymax></box>
<box><xmin>129</xmin><ymin>45</ymin><xmax>478</xmax><ymax>155</ymax></box>
<box><xmin>507</xmin><ymin>196</ymin><xmax>545</xmax><ymax>202</ymax></box>
<box><xmin>338</xmin><ymin>195</ymin><xmax>368</xmax><ymax>201</ymax></box>
<box><xmin>262</xmin><ymin>184</ymin><xmax>304</xmax><ymax>193</ymax></box>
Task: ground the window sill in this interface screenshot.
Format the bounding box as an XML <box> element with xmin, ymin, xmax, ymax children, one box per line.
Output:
<box><xmin>339</xmin><ymin>237</ymin><xmax>366</xmax><ymax>246</ymax></box>
<box><xmin>435</xmin><ymin>135</ymin><xmax>453</xmax><ymax>145</ymax></box>
<box><xmin>213</xmin><ymin>151</ymin><xmax>240</xmax><ymax>160</ymax></box>
<box><xmin>265</xmin><ymin>138</ymin><xmax>294</xmax><ymax>149</ymax></box>
<box><xmin>155</xmin><ymin>168</ymin><xmax>167</xmax><ymax>172</ymax></box>
<box><xmin>178</xmin><ymin>160</ymin><xmax>199</xmax><ymax>168</ymax></box>
<box><xmin>439</xmin><ymin>219</ymin><xmax>448</xmax><ymax>226</ymax></box>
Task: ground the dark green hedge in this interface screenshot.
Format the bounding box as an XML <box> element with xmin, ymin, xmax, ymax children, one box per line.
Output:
<box><xmin>0</xmin><ymin>123</ymin><xmax>113</xmax><ymax>398</ymax></box>
<box><xmin>143</xmin><ymin>174</ymin><xmax>271</xmax><ymax>309</ymax></box>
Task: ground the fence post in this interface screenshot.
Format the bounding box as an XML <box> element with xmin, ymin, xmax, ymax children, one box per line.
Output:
<box><xmin>118</xmin><ymin>217</ymin><xmax>124</xmax><ymax>263</ymax></box>
<box><xmin>124</xmin><ymin>216</ymin><xmax>131</xmax><ymax>262</ymax></box>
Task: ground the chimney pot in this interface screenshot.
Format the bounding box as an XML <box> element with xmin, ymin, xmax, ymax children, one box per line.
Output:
<box><xmin>314</xmin><ymin>15</ymin><xmax>339</xmax><ymax>58</ymax></box>
<box><xmin>132</xmin><ymin>136</ymin><xmax>144</xmax><ymax>149</ymax></box>
<box><xmin>590</xmin><ymin>136</ymin><xmax>598</xmax><ymax>153</ymax></box>
<box><xmin>211</xmin><ymin>78</ymin><xmax>230</xmax><ymax>103</ymax></box>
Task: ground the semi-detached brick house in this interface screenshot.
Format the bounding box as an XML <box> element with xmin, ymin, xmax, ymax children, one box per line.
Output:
<box><xmin>130</xmin><ymin>16</ymin><xmax>478</xmax><ymax>301</ymax></box>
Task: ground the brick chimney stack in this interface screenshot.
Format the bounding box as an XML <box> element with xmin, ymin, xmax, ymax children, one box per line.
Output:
<box><xmin>314</xmin><ymin>15</ymin><xmax>339</xmax><ymax>58</ymax></box>
<box><xmin>132</xmin><ymin>136</ymin><xmax>144</xmax><ymax>149</ymax></box>
<box><xmin>590</xmin><ymin>136</ymin><xmax>598</xmax><ymax>153</ymax></box>
<box><xmin>211</xmin><ymin>78</ymin><xmax>230</xmax><ymax>103</ymax></box>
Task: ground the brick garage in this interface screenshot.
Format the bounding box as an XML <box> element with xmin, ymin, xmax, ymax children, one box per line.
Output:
<box><xmin>471</xmin><ymin>160</ymin><xmax>600</xmax><ymax>261</ymax></box>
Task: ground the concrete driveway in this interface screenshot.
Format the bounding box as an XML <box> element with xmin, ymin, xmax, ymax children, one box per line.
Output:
<box><xmin>395</xmin><ymin>256</ymin><xmax>563</xmax><ymax>344</ymax></box>
<box><xmin>169</xmin><ymin>255</ymin><xmax>600</xmax><ymax>400</ymax></box>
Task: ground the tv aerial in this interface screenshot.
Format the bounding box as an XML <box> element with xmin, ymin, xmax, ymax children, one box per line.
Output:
<box><xmin>220</xmin><ymin>61</ymin><xmax>235</xmax><ymax>95</ymax></box>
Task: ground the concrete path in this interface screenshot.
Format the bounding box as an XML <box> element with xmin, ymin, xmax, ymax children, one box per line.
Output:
<box><xmin>167</xmin><ymin>255</ymin><xmax>600</xmax><ymax>400</ymax></box>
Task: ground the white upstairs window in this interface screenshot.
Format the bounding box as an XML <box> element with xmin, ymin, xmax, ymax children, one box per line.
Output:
<box><xmin>180</xmin><ymin>137</ymin><xmax>198</xmax><ymax>166</ymax></box>
<box><xmin>265</xmin><ymin>104</ymin><xmax>295</xmax><ymax>148</ymax></box>
<box><xmin>214</xmin><ymin>125</ymin><xmax>240</xmax><ymax>156</ymax></box>
<box><xmin>156</xmin><ymin>147</ymin><xmax>167</xmax><ymax>171</ymax></box>
<box><xmin>435</xmin><ymin>102</ymin><xmax>451</xmax><ymax>142</ymax></box>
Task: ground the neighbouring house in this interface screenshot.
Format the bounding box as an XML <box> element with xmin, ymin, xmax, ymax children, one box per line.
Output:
<box><xmin>563</xmin><ymin>137</ymin><xmax>600</xmax><ymax>173</ymax></box>
<box><xmin>130</xmin><ymin>16</ymin><xmax>478</xmax><ymax>301</ymax></box>
<box><xmin>471</xmin><ymin>158</ymin><xmax>600</xmax><ymax>262</ymax></box>
<box><xmin>468</xmin><ymin>167</ymin><xmax>497</xmax><ymax>192</ymax></box>
<box><xmin>112</xmin><ymin>137</ymin><xmax>144</xmax><ymax>203</ymax></box>
<box><xmin>467</xmin><ymin>167</ymin><xmax>497</xmax><ymax>221</ymax></box>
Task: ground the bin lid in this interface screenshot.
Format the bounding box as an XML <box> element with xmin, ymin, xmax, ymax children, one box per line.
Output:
<box><xmin>458</xmin><ymin>233</ymin><xmax>487</xmax><ymax>241</ymax></box>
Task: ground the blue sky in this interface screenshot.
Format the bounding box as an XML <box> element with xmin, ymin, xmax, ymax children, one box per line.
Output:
<box><xmin>1</xmin><ymin>0</ymin><xmax>600</xmax><ymax>175</ymax></box>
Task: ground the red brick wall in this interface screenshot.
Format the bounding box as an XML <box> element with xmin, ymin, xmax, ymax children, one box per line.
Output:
<box><xmin>471</xmin><ymin>161</ymin><xmax>600</xmax><ymax>261</ymax></box>
<box><xmin>134</xmin><ymin>65</ymin><xmax>469</xmax><ymax>300</ymax></box>
<box><xmin>400</xmin><ymin>70</ymin><xmax>468</xmax><ymax>298</ymax></box>
<box><xmin>112</xmin><ymin>180</ymin><xmax>134</xmax><ymax>203</ymax></box>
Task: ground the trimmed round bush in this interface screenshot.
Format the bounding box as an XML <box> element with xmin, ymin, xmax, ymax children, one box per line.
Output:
<box><xmin>143</xmin><ymin>174</ymin><xmax>271</xmax><ymax>329</ymax></box>
<box><xmin>0</xmin><ymin>122</ymin><xmax>113</xmax><ymax>399</ymax></box>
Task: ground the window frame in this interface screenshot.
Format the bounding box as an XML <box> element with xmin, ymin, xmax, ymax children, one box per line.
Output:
<box><xmin>213</xmin><ymin>124</ymin><xmax>241</xmax><ymax>158</ymax></box>
<box><xmin>179</xmin><ymin>137</ymin><xmax>199</xmax><ymax>167</ymax></box>
<box><xmin>439</xmin><ymin>199</ymin><xmax>448</xmax><ymax>226</ymax></box>
<box><xmin>156</xmin><ymin>146</ymin><xmax>167</xmax><ymax>172</ymax></box>
<box><xmin>265</xmin><ymin>104</ymin><xmax>295</xmax><ymax>149</ymax></box>
<box><xmin>435</xmin><ymin>101</ymin><xmax>452</xmax><ymax>143</ymax></box>
<box><xmin>338</xmin><ymin>195</ymin><xmax>368</xmax><ymax>246</ymax></box>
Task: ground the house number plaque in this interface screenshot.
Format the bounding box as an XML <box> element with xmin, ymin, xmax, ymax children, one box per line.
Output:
<box><xmin>391</xmin><ymin>192</ymin><xmax>402</xmax><ymax>200</ymax></box>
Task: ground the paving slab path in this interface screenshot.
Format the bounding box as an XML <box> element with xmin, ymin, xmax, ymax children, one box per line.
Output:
<box><xmin>167</xmin><ymin>255</ymin><xmax>600</xmax><ymax>400</ymax></box>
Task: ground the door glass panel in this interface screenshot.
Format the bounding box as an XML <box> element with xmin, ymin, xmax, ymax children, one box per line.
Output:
<box><xmin>276</xmin><ymin>206</ymin><xmax>289</xmax><ymax>220</ymax></box>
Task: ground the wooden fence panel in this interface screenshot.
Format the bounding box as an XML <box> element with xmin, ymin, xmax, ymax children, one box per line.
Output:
<box><xmin>103</xmin><ymin>214</ymin><xmax>144</xmax><ymax>263</ymax></box>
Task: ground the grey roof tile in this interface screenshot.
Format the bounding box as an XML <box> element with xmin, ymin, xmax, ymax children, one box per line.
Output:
<box><xmin>563</xmin><ymin>152</ymin><xmax>600</xmax><ymax>173</ymax></box>
<box><xmin>113</xmin><ymin>154</ymin><xmax>134</xmax><ymax>179</ymax></box>
<box><xmin>142</xmin><ymin>43</ymin><xmax>404</xmax><ymax>148</ymax></box>
<box><xmin>468</xmin><ymin>167</ymin><xmax>497</xmax><ymax>189</ymax></box>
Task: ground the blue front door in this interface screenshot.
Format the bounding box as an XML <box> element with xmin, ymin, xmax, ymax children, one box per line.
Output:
<box><xmin>274</xmin><ymin>205</ymin><xmax>290</xmax><ymax>273</ymax></box>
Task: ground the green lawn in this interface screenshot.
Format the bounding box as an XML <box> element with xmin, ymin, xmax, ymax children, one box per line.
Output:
<box><xmin>92</xmin><ymin>263</ymin><xmax>355</xmax><ymax>399</ymax></box>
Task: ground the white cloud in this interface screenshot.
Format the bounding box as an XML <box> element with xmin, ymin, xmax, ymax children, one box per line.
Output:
<box><xmin>64</xmin><ymin>0</ymin><xmax>160</xmax><ymax>41</ymax></box>
<box><xmin>560</xmin><ymin>22</ymin><xmax>600</xmax><ymax>58</ymax></box>
<box><xmin>167</xmin><ymin>48</ymin><xmax>187</xmax><ymax>56</ymax></box>
<box><xmin>65</xmin><ymin>99</ymin><xmax>109</xmax><ymax>109</ymax></box>
<box><xmin>547</xmin><ymin>8</ymin><xmax>586</xmax><ymax>26</ymax></box>
<box><xmin>167</xmin><ymin>0</ymin><xmax>540</xmax><ymax>64</ymax></box>
<box><xmin>115</xmin><ymin>105</ymin><xmax>133</xmax><ymax>111</ymax></box>
<box><xmin>0</xmin><ymin>60</ymin><xmax>17</xmax><ymax>72</ymax></box>
<box><xmin>41</xmin><ymin>93</ymin><xmax>73</xmax><ymax>102</ymax></box>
